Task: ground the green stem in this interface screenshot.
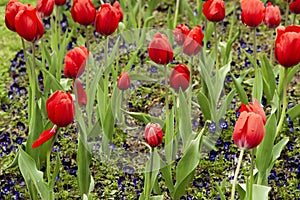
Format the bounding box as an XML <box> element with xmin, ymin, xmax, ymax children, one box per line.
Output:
<box><xmin>56</xmin><ymin>6</ymin><xmax>60</xmax><ymax>43</ymax></box>
<box><xmin>214</xmin><ymin>22</ymin><xmax>219</xmax><ymax>70</ymax></box>
<box><xmin>231</xmin><ymin>149</ymin><xmax>244</xmax><ymax>200</ymax></box>
<box><xmin>145</xmin><ymin>148</ymin><xmax>154</xmax><ymax>199</ymax></box>
<box><xmin>46</xmin><ymin>147</ymin><xmax>51</xmax><ymax>184</ymax></box>
<box><xmin>164</xmin><ymin>64</ymin><xmax>169</xmax><ymax>116</ymax></box>
<box><xmin>229</xmin><ymin>1</ymin><xmax>237</xmax><ymax>40</ymax></box>
<box><xmin>275</xmin><ymin>68</ymin><xmax>288</xmax><ymax>138</ymax></box>
<box><xmin>269</xmin><ymin>30</ymin><xmax>275</xmax><ymax>65</ymax></box>
<box><xmin>253</xmin><ymin>28</ymin><xmax>257</xmax><ymax>72</ymax></box>
<box><xmin>285</xmin><ymin>2</ymin><xmax>290</xmax><ymax>26</ymax></box>
<box><xmin>188</xmin><ymin>57</ymin><xmax>193</xmax><ymax>112</ymax></box>
<box><xmin>85</xmin><ymin>26</ymin><xmax>90</xmax><ymax>51</ymax></box>
<box><xmin>292</xmin><ymin>13</ymin><xmax>296</xmax><ymax>24</ymax></box>
<box><xmin>173</xmin><ymin>0</ymin><xmax>180</xmax><ymax>29</ymax></box>
<box><xmin>248</xmin><ymin>150</ymin><xmax>254</xmax><ymax>200</ymax></box>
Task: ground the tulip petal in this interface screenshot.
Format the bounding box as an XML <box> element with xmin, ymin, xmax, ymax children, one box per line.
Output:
<box><xmin>32</xmin><ymin>126</ymin><xmax>57</xmax><ymax>148</ymax></box>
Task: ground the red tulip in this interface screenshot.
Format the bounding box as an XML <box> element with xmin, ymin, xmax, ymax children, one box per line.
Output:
<box><xmin>47</xmin><ymin>90</ymin><xmax>75</xmax><ymax>127</ymax></box>
<box><xmin>240</xmin><ymin>0</ymin><xmax>265</xmax><ymax>28</ymax></box>
<box><xmin>32</xmin><ymin>126</ymin><xmax>57</xmax><ymax>148</ymax></box>
<box><xmin>233</xmin><ymin>111</ymin><xmax>265</xmax><ymax>150</ymax></box>
<box><xmin>36</xmin><ymin>0</ymin><xmax>55</xmax><ymax>17</ymax></box>
<box><xmin>117</xmin><ymin>72</ymin><xmax>131</xmax><ymax>90</ymax></box>
<box><xmin>202</xmin><ymin>0</ymin><xmax>225</xmax><ymax>22</ymax></box>
<box><xmin>182</xmin><ymin>25</ymin><xmax>204</xmax><ymax>56</ymax></box>
<box><xmin>94</xmin><ymin>3</ymin><xmax>120</xmax><ymax>36</ymax></box>
<box><xmin>148</xmin><ymin>32</ymin><xmax>173</xmax><ymax>65</ymax></box>
<box><xmin>169</xmin><ymin>64</ymin><xmax>190</xmax><ymax>92</ymax></box>
<box><xmin>71</xmin><ymin>0</ymin><xmax>96</xmax><ymax>26</ymax></box>
<box><xmin>64</xmin><ymin>46</ymin><xmax>89</xmax><ymax>79</ymax></box>
<box><xmin>144</xmin><ymin>123</ymin><xmax>163</xmax><ymax>148</ymax></box>
<box><xmin>239</xmin><ymin>99</ymin><xmax>266</xmax><ymax>125</ymax></box>
<box><xmin>274</xmin><ymin>25</ymin><xmax>300</xmax><ymax>67</ymax></box>
<box><xmin>113</xmin><ymin>1</ymin><xmax>123</xmax><ymax>21</ymax></box>
<box><xmin>5</xmin><ymin>0</ymin><xmax>25</xmax><ymax>32</ymax></box>
<box><xmin>173</xmin><ymin>24</ymin><xmax>190</xmax><ymax>46</ymax></box>
<box><xmin>55</xmin><ymin>0</ymin><xmax>66</xmax><ymax>6</ymax></box>
<box><xmin>264</xmin><ymin>2</ymin><xmax>281</xmax><ymax>28</ymax></box>
<box><xmin>15</xmin><ymin>5</ymin><xmax>44</xmax><ymax>42</ymax></box>
<box><xmin>73</xmin><ymin>79</ymin><xmax>87</xmax><ymax>107</ymax></box>
<box><xmin>290</xmin><ymin>0</ymin><xmax>300</xmax><ymax>14</ymax></box>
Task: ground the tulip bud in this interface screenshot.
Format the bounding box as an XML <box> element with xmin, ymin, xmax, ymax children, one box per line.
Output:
<box><xmin>240</xmin><ymin>0</ymin><xmax>265</xmax><ymax>28</ymax></box>
<box><xmin>264</xmin><ymin>2</ymin><xmax>281</xmax><ymax>29</ymax></box>
<box><xmin>95</xmin><ymin>3</ymin><xmax>120</xmax><ymax>36</ymax></box>
<box><xmin>290</xmin><ymin>0</ymin><xmax>300</xmax><ymax>14</ymax></box>
<box><xmin>47</xmin><ymin>90</ymin><xmax>75</xmax><ymax>127</ymax></box>
<box><xmin>5</xmin><ymin>0</ymin><xmax>25</xmax><ymax>32</ymax></box>
<box><xmin>182</xmin><ymin>25</ymin><xmax>204</xmax><ymax>56</ymax></box>
<box><xmin>274</xmin><ymin>25</ymin><xmax>300</xmax><ymax>68</ymax></box>
<box><xmin>148</xmin><ymin>32</ymin><xmax>173</xmax><ymax>65</ymax></box>
<box><xmin>55</xmin><ymin>0</ymin><xmax>66</xmax><ymax>6</ymax></box>
<box><xmin>32</xmin><ymin>126</ymin><xmax>57</xmax><ymax>148</ymax></box>
<box><xmin>36</xmin><ymin>0</ymin><xmax>55</xmax><ymax>17</ymax></box>
<box><xmin>169</xmin><ymin>64</ymin><xmax>190</xmax><ymax>92</ymax></box>
<box><xmin>144</xmin><ymin>123</ymin><xmax>163</xmax><ymax>148</ymax></box>
<box><xmin>117</xmin><ymin>72</ymin><xmax>131</xmax><ymax>90</ymax></box>
<box><xmin>71</xmin><ymin>0</ymin><xmax>96</xmax><ymax>26</ymax></box>
<box><xmin>233</xmin><ymin>111</ymin><xmax>265</xmax><ymax>150</ymax></box>
<box><xmin>15</xmin><ymin>5</ymin><xmax>44</xmax><ymax>42</ymax></box>
<box><xmin>202</xmin><ymin>0</ymin><xmax>225</xmax><ymax>22</ymax></box>
<box><xmin>64</xmin><ymin>46</ymin><xmax>89</xmax><ymax>79</ymax></box>
<box><xmin>173</xmin><ymin>24</ymin><xmax>190</xmax><ymax>45</ymax></box>
<box><xmin>73</xmin><ymin>79</ymin><xmax>87</xmax><ymax>107</ymax></box>
<box><xmin>239</xmin><ymin>99</ymin><xmax>266</xmax><ymax>125</ymax></box>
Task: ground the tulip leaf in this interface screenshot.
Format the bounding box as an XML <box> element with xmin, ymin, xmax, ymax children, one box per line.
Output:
<box><xmin>129</xmin><ymin>73</ymin><xmax>157</xmax><ymax>82</ymax></box>
<box><xmin>217</xmin><ymin>88</ymin><xmax>236</xmax><ymax>121</ymax></box>
<box><xmin>122</xmin><ymin>110</ymin><xmax>164</xmax><ymax>126</ymax></box>
<box><xmin>164</xmin><ymin>106</ymin><xmax>175</xmax><ymax>163</ymax></box>
<box><xmin>182</xmin><ymin>0</ymin><xmax>197</xmax><ymax>26</ymax></box>
<box><xmin>271</xmin><ymin>137</ymin><xmax>289</xmax><ymax>165</ymax></box>
<box><xmin>111</xmin><ymin>86</ymin><xmax>123</xmax><ymax>124</ymax></box>
<box><xmin>252</xmin><ymin>68</ymin><xmax>263</xmax><ymax>102</ymax></box>
<box><xmin>18</xmin><ymin>148</ymin><xmax>51</xmax><ymax>200</ymax></box>
<box><xmin>50</xmin><ymin>153</ymin><xmax>61</xmax><ymax>189</ymax></box>
<box><xmin>178</xmin><ymin>90</ymin><xmax>193</xmax><ymax>149</ymax></box>
<box><xmin>223</xmin><ymin>29</ymin><xmax>240</xmax><ymax>65</ymax></box>
<box><xmin>216</xmin><ymin>62</ymin><xmax>231</xmax><ymax>101</ymax></box>
<box><xmin>252</xmin><ymin>184</ymin><xmax>272</xmax><ymax>200</ymax></box>
<box><xmin>256</xmin><ymin>113</ymin><xmax>276</xmax><ymax>185</ymax></box>
<box><xmin>173</xmin><ymin>131</ymin><xmax>202</xmax><ymax>199</ymax></box>
<box><xmin>107</xmin><ymin>37</ymin><xmax>120</xmax><ymax>68</ymax></box>
<box><xmin>260</xmin><ymin>55</ymin><xmax>276</xmax><ymax>100</ymax></box>
<box><xmin>287</xmin><ymin>103</ymin><xmax>300</xmax><ymax>120</ymax></box>
<box><xmin>161</xmin><ymin>165</ymin><xmax>174</xmax><ymax>194</ymax></box>
<box><xmin>150</xmin><ymin>195</ymin><xmax>164</xmax><ymax>200</ymax></box>
<box><xmin>40</xmin><ymin>67</ymin><xmax>64</xmax><ymax>93</ymax></box>
<box><xmin>231</xmin><ymin>73</ymin><xmax>248</xmax><ymax>104</ymax></box>
<box><xmin>197</xmin><ymin>91</ymin><xmax>212</xmax><ymax>120</ymax></box>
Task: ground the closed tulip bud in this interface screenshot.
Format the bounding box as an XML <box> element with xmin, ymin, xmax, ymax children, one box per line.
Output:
<box><xmin>55</xmin><ymin>0</ymin><xmax>66</xmax><ymax>6</ymax></box>
<box><xmin>290</xmin><ymin>0</ymin><xmax>300</xmax><ymax>14</ymax></box>
<box><xmin>5</xmin><ymin>0</ymin><xmax>25</xmax><ymax>32</ymax></box>
<box><xmin>148</xmin><ymin>32</ymin><xmax>173</xmax><ymax>65</ymax></box>
<box><xmin>239</xmin><ymin>99</ymin><xmax>266</xmax><ymax>125</ymax></box>
<box><xmin>113</xmin><ymin>1</ymin><xmax>123</xmax><ymax>21</ymax></box>
<box><xmin>240</xmin><ymin>0</ymin><xmax>265</xmax><ymax>28</ymax></box>
<box><xmin>183</xmin><ymin>25</ymin><xmax>204</xmax><ymax>56</ymax></box>
<box><xmin>47</xmin><ymin>90</ymin><xmax>75</xmax><ymax>127</ymax></box>
<box><xmin>32</xmin><ymin>126</ymin><xmax>57</xmax><ymax>148</ymax></box>
<box><xmin>233</xmin><ymin>111</ymin><xmax>265</xmax><ymax>150</ymax></box>
<box><xmin>275</xmin><ymin>25</ymin><xmax>300</xmax><ymax>67</ymax></box>
<box><xmin>173</xmin><ymin>24</ymin><xmax>190</xmax><ymax>45</ymax></box>
<box><xmin>169</xmin><ymin>64</ymin><xmax>190</xmax><ymax>92</ymax></box>
<box><xmin>73</xmin><ymin>79</ymin><xmax>87</xmax><ymax>107</ymax></box>
<box><xmin>117</xmin><ymin>72</ymin><xmax>130</xmax><ymax>90</ymax></box>
<box><xmin>202</xmin><ymin>0</ymin><xmax>225</xmax><ymax>22</ymax></box>
<box><xmin>71</xmin><ymin>0</ymin><xmax>96</xmax><ymax>26</ymax></box>
<box><xmin>36</xmin><ymin>0</ymin><xmax>55</xmax><ymax>17</ymax></box>
<box><xmin>15</xmin><ymin>5</ymin><xmax>44</xmax><ymax>42</ymax></box>
<box><xmin>264</xmin><ymin>2</ymin><xmax>281</xmax><ymax>28</ymax></box>
<box><xmin>95</xmin><ymin>3</ymin><xmax>120</xmax><ymax>36</ymax></box>
<box><xmin>144</xmin><ymin>123</ymin><xmax>163</xmax><ymax>148</ymax></box>
<box><xmin>64</xmin><ymin>46</ymin><xmax>89</xmax><ymax>79</ymax></box>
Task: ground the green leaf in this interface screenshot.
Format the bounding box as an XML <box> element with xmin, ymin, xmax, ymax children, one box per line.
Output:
<box><xmin>50</xmin><ymin>153</ymin><xmax>61</xmax><ymax>189</ymax></box>
<box><xmin>123</xmin><ymin>110</ymin><xmax>164</xmax><ymax>125</ymax></box>
<box><xmin>252</xmin><ymin>68</ymin><xmax>263</xmax><ymax>102</ymax></box>
<box><xmin>111</xmin><ymin>86</ymin><xmax>123</xmax><ymax>123</ymax></box>
<box><xmin>287</xmin><ymin>103</ymin><xmax>300</xmax><ymax>120</ymax></box>
<box><xmin>150</xmin><ymin>195</ymin><xmax>164</xmax><ymax>200</ymax></box>
<box><xmin>161</xmin><ymin>165</ymin><xmax>174</xmax><ymax>194</ymax></box>
<box><xmin>203</xmin><ymin>22</ymin><xmax>214</xmax><ymax>45</ymax></box>
<box><xmin>260</xmin><ymin>55</ymin><xmax>276</xmax><ymax>100</ymax></box>
<box><xmin>252</xmin><ymin>184</ymin><xmax>271</xmax><ymax>200</ymax></box>
<box><xmin>223</xmin><ymin>29</ymin><xmax>240</xmax><ymax>65</ymax></box>
<box><xmin>217</xmin><ymin>89</ymin><xmax>236</xmax><ymax>121</ymax></box>
<box><xmin>130</xmin><ymin>73</ymin><xmax>157</xmax><ymax>82</ymax></box>
<box><xmin>178</xmin><ymin>90</ymin><xmax>193</xmax><ymax>149</ymax></box>
<box><xmin>41</xmin><ymin>67</ymin><xmax>64</xmax><ymax>94</ymax></box>
<box><xmin>18</xmin><ymin>148</ymin><xmax>51</xmax><ymax>200</ymax></box>
<box><xmin>197</xmin><ymin>92</ymin><xmax>212</xmax><ymax>120</ymax></box>
<box><xmin>231</xmin><ymin>73</ymin><xmax>248</xmax><ymax>104</ymax></box>
<box><xmin>271</xmin><ymin>137</ymin><xmax>289</xmax><ymax>164</ymax></box>
<box><xmin>173</xmin><ymin>132</ymin><xmax>202</xmax><ymax>199</ymax></box>
<box><xmin>237</xmin><ymin>183</ymin><xmax>246</xmax><ymax>200</ymax></box>
<box><xmin>107</xmin><ymin>37</ymin><xmax>120</xmax><ymax>68</ymax></box>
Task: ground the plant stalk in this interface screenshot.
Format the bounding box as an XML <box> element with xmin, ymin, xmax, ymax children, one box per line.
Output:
<box><xmin>285</xmin><ymin>2</ymin><xmax>290</xmax><ymax>26</ymax></box>
<box><xmin>173</xmin><ymin>0</ymin><xmax>180</xmax><ymax>29</ymax></box>
<box><xmin>145</xmin><ymin>148</ymin><xmax>154</xmax><ymax>199</ymax></box>
<box><xmin>164</xmin><ymin>64</ymin><xmax>169</xmax><ymax>116</ymax></box>
<box><xmin>214</xmin><ymin>22</ymin><xmax>219</xmax><ymax>70</ymax></box>
<box><xmin>253</xmin><ymin>28</ymin><xmax>257</xmax><ymax>72</ymax></box>
<box><xmin>248</xmin><ymin>149</ymin><xmax>254</xmax><ymax>200</ymax></box>
<box><xmin>231</xmin><ymin>149</ymin><xmax>244</xmax><ymax>200</ymax></box>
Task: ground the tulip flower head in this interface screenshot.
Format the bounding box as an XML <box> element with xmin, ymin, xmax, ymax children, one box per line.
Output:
<box><xmin>290</xmin><ymin>0</ymin><xmax>300</xmax><ymax>14</ymax></box>
<box><xmin>182</xmin><ymin>25</ymin><xmax>204</xmax><ymax>56</ymax></box>
<box><xmin>169</xmin><ymin>64</ymin><xmax>190</xmax><ymax>92</ymax></box>
<box><xmin>148</xmin><ymin>32</ymin><xmax>173</xmax><ymax>65</ymax></box>
<box><xmin>36</xmin><ymin>0</ymin><xmax>55</xmax><ymax>17</ymax></box>
<box><xmin>14</xmin><ymin>5</ymin><xmax>44</xmax><ymax>42</ymax></box>
<box><xmin>71</xmin><ymin>0</ymin><xmax>96</xmax><ymax>26</ymax></box>
<box><xmin>173</xmin><ymin>24</ymin><xmax>190</xmax><ymax>45</ymax></box>
<box><xmin>239</xmin><ymin>99</ymin><xmax>266</xmax><ymax>125</ymax></box>
<box><xmin>274</xmin><ymin>25</ymin><xmax>300</xmax><ymax>68</ymax></box>
<box><xmin>64</xmin><ymin>46</ymin><xmax>89</xmax><ymax>79</ymax></box>
<box><xmin>5</xmin><ymin>0</ymin><xmax>25</xmax><ymax>32</ymax></box>
<box><xmin>240</xmin><ymin>0</ymin><xmax>265</xmax><ymax>28</ymax></box>
<box><xmin>95</xmin><ymin>3</ymin><xmax>122</xmax><ymax>36</ymax></box>
<box><xmin>113</xmin><ymin>1</ymin><xmax>123</xmax><ymax>21</ymax></box>
<box><xmin>55</xmin><ymin>0</ymin><xmax>66</xmax><ymax>6</ymax></box>
<box><xmin>117</xmin><ymin>72</ymin><xmax>131</xmax><ymax>90</ymax></box>
<box><xmin>264</xmin><ymin>2</ymin><xmax>281</xmax><ymax>28</ymax></box>
<box><xmin>144</xmin><ymin>123</ymin><xmax>163</xmax><ymax>148</ymax></box>
<box><xmin>202</xmin><ymin>0</ymin><xmax>225</xmax><ymax>22</ymax></box>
